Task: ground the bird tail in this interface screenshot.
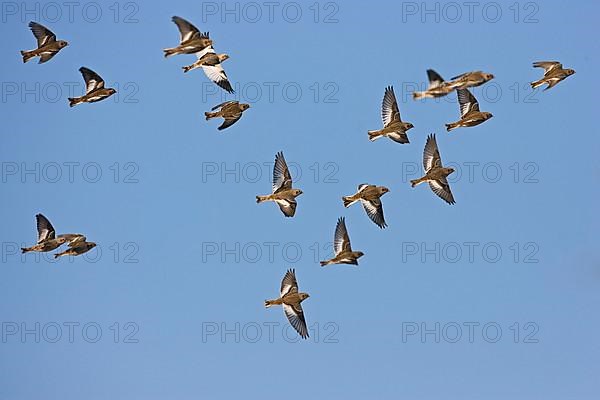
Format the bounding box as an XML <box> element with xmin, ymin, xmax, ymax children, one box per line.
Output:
<box><xmin>265</xmin><ymin>299</ymin><xmax>281</xmax><ymax>308</ymax></box>
<box><xmin>205</xmin><ymin>111</ymin><xmax>217</xmax><ymax>120</ymax></box>
<box><xmin>21</xmin><ymin>247</ymin><xmax>31</xmax><ymax>254</ymax></box>
<box><xmin>445</xmin><ymin>123</ymin><xmax>457</xmax><ymax>132</ymax></box>
<box><xmin>21</xmin><ymin>50</ymin><xmax>35</xmax><ymax>63</ymax></box>
<box><xmin>410</xmin><ymin>178</ymin><xmax>425</xmax><ymax>187</ymax></box>
<box><xmin>163</xmin><ymin>48</ymin><xmax>177</xmax><ymax>58</ymax></box>
<box><xmin>68</xmin><ymin>97</ymin><xmax>80</xmax><ymax>107</ymax></box>
<box><xmin>412</xmin><ymin>91</ymin><xmax>425</xmax><ymax>100</ymax></box>
<box><xmin>530</xmin><ymin>79</ymin><xmax>544</xmax><ymax>89</ymax></box>
<box><xmin>182</xmin><ymin>65</ymin><xmax>192</xmax><ymax>73</ymax></box>
<box><xmin>320</xmin><ymin>260</ymin><xmax>331</xmax><ymax>267</ymax></box>
<box><xmin>367</xmin><ymin>130</ymin><xmax>383</xmax><ymax>142</ymax></box>
<box><xmin>256</xmin><ymin>195</ymin><xmax>269</xmax><ymax>203</ymax></box>
<box><xmin>342</xmin><ymin>196</ymin><xmax>356</xmax><ymax>208</ymax></box>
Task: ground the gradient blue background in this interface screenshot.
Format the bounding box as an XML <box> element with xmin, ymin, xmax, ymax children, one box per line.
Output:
<box><xmin>1</xmin><ymin>0</ymin><xmax>598</xmax><ymax>398</ymax></box>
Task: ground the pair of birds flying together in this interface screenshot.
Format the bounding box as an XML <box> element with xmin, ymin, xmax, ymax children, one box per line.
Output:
<box><xmin>21</xmin><ymin>214</ymin><xmax>96</xmax><ymax>259</ymax></box>
<box><xmin>20</xmin><ymin>21</ymin><xmax>116</xmax><ymax>107</ymax></box>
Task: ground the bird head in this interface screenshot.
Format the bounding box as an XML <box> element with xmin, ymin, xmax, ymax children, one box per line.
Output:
<box><xmin>241</xmin><ymin>103</ymin><xmax>251</xmax><ymax>110</ymax></box>
<box><xmin>58</xmin><ymin>40</ymin><xmax>69</xmax><ymax>48</ymax></box>
<box><xmin>380</xmin><ymin>186</ymin><xmax>390</xmax><ymax>194</ymax></box>
<box><xmin>445</xmin><ymin>167</ymin><xmax>455</xmax><ymax>175</ymax></box>
<box><xmin>87</xmin><ymin>242</ymin><xmax>97</xmax><ymax>249</ymax></box>
<box><xmin>300</xmin><ymin>293</ymin><xmax>310</xmax><ymax>301</ymax></box>
<box><xmin>107</xmin><ymin>88</ymin><xmax>117</xmax><ymax>95</ymax></box>
<box><xmin>355</xmin><ymin>251</ymin><xmax>365</xmax><ymax>258</ymax></box>
<box><xmin>485</xmin><ymin>73</ymin><xmax>495</xmax><ymax>81</ymax></box>
<box><xmin>566</xmin><ymin>69</ymin><xmax>575</xmax><ymax>76</ymax></box>
<box><xmin>293</xmin><ymin>189</ymin><xmax>303</xmax><ymax>196</ymax></box>
<box><xmin>219</xmin><ymin>54</ymin><xmax>230</xmax><ymax>62</ymax></box>
<box><xmin>406</xmin><ymin>122</ymin><xmax>414</xmax><ymax>130</ymax></box>
<box><xmin>483</xmin><ymin>112</ymin><xmax>493</xmax><ymax>119</ymax></box>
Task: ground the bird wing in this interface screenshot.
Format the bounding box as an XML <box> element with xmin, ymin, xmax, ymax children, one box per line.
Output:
<box><xmin>275</xmin><ymin>198</ymin><xmax>297</xmax><ymax>217</ymax></box>
<box><xmin>36</xmin><ymin>213</ymin><xmax>56</xmax><ymax>242</ymax></box>
<box><xmin>79</xmin><ymin>67</ymin><xmax>105</xmax><ymax>94</ymax></box>
<box><xmin>381</xmin><ymin>86</ymin><xmax>401</xmax><ymax>126</ymax></box>
<box><xmin>195</xmin><ymin>45</ymin><xmax>215</xmax><ymax>60</ymax></box>
<box><xmin>533</xmin><ymin>61</ymin><xmax>562</xmax><ymax>74</ymax></box>
<box><xmin>211</xmin><ymin>100</ymin><xmax>238</xmax><ymax>111</ymax></box>
<box><xmin>28</xmin><ymin>22</ymin><xmax>56</xmax><ymax>47</ymax></box>
<box><xmin>283</xmin><ymin>303</ymin><xmax>309</xmax><ymax>339</ymax></box>
<box><xmin>387</xmin><ymin>131</ymin><xmax>410</xmax><ymax>144</ymax></box>
<box><xmin>333</xmin><ymin>217</ymin><xmax>352</xmax><ymax>254</ymax></box>
<box><xmin>272</xmin><ymin>152</ymin><xmax>292</xmax><ymax>193</ymax></box>
<box><xmin>357</xmin><ymin>183</ymin><xmax>369</xmax><ymax>193</ymax></box>
<box><xmin>38</xmin><ymin>52</ymin><xmax>57</xmax><ymax>64</ymax></box>
<box><xmin>280</xmin><ymin>269</ymin><xmax>299</xmax><ymax>296</ymax></box>
<box><xmin>423</xmin><ymin>134</ymin><xmax>443</xmax><ymax>172</ymax></box>
<box><xmin>218</xmin><ymin>114</ymin><xmax>243</xmax><ymax>130</ymax></box>
<box><xmin>427</xmin><ymin>69</ymin><xmax>445</xmax><ymax>89</ymax></box>
<box><xmin>429</xmin><ymin>178</ymin><xmax>455</xmax><ymax>205</ymax></box>
<box><xmin>202</xmin><ymin>63</ymin><xmax>234</xmax><ymax>94</ymax></box>
<box><xmin>361</xmin><ymin>198</ymin><xmax>387</xmax><ymax>228</ymax></box>
<box><xmin>457</xmin><ymin>88</ymin><xmax>479</xmax><ymax>117</ymax></box>
<box><xmin>171</xmin><ymin>16</ymin><xmax>201</xmax><ymax>43</ymax></box>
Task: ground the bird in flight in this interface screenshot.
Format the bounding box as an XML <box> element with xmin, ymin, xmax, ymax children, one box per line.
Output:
<box><xmin>163</xmin><ymin>16</ymin><xmax>213</xmax><ymax>58</ymax></box>
<box><xmin>183</xmin><ymin>45</ymin><xmax>234</xmax><ymax>93</ymax></box>
<box><xmin>445</xmin><ymin>88</ymin><xmax>493</xmax><ymax>131</ymax></box>
<box><xmin>320</xmin><ymin>217</ymin><xmax>364</xmax><ymax>266</ymax></box>
<box><xmin>68</xmin><ymin>67</ymin><xmax>116</xmax><ymax>107</ymax></box>
<box><xmin>205</xmin><ymin>101</ymin><xmax>250</xmax><ymax>130</ymax></box>
<box><xmin>21</xmin><ymin>21</ymin><xmax>68</xmax><ymax>64</ymax></box>
<box><xmin>448</xmin><ymin>70</ymin><xmax>495</xmax><ymax>89</ymax></box>
<box><xmin>21</xmin><ymin>214</ymin><xmax>85</xmax><ymax>253</ymax></box>
<box><xmin>413</xmin><ymin>69</ymin><xmax>454</xmax><ymax>100</ymax></box>
<box><xmin>530</xmin><ymin>61</ymin><xmax>575</xmax><ymax>91</ymax></box>
<box><xmin>256</xmin><ymin>152</ymin><xmax>303</xmax><ymax>217</ymax></box>
<box><xmin>54</xmin><ymin>241</ymin><xmax>97</xmax><ymax>259</ymax></box>
<box><xmin>342</xmin><ymin>184</ymin><xmax>389</xmax><ymax>228</ymax></box>
<box><xmin>265</xmin><ymin>269</ymin><xmax>310</xmax><ymax>339</ymax></box>
<box><xmin>368</xmin><ymin>86</ymin><xmax>414</xmax><ymax>144</ymax></box>
<box><xmin>411</xmin><ymin>134</ymin><xmax>456</xmax><ymax>205</ymax></box>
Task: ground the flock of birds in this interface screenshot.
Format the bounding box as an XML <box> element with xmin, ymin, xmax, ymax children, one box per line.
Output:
<box><xmin>19</xmin><ymin>16</ymin><xmax>575</xmax><ymax>339</ymax></box>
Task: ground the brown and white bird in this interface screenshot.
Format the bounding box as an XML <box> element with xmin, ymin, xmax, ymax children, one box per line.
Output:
<box><xmin>368</xmin><ymin>86</ymin><xmax>414</xmax><ymax>144</ymax></box>
<box><xmin>54</xmin><ymin>241</ymin><xmax>96</xmax><ymax>259</ymax></box>
<box><xmin>320</xmin><ymin>217</ymin><xmax>364</xmax><ymax>266</ymax></box>
<box><xmin>448</xmin><ymin>71</ymin><xmax>494</xmax><ymax>89</ymax></box>
<box><xmin>205</xmin><ymin>101</ymin><xmax>250</xmax><ymax>130</ymax></box>
<box><xmin>183</xmin><ymin>46</ymin><xmax>234</xmax><ymax>93</ymax></box>
<box><xmin>265</xmin><ymin>269</ymin><xmax>310</xmax><ymax>339</ymax></box>
<box><xmin>445</xmin><ymin>88</ymin><xmax>493</xmax><ymax>131</ymax></box>
<box><xmin>411</xmin><ymin>134</ymin><xmax>455</xmax><ymax>205</ymax></box>
<box><xmin>21</xmin><ymin>21</ymin><xmax>68</xmax><ymax>64</ymax></box>
<box><xmin>342</xmin><ymin>184</ymin><xmax>389</xmax><ymax>228</ymax></box>
<box><xmin>163</xmin><ymin>16</ymin><xmax>213</xmax><ymax>58</ymax></box>
<box><xmin>530</xmin><ymin>61</ymin><xmax>575</xmax><ymax>90</ymax></box>
<box><xmin>413</xmin><ymin>69</ymin><xmax>454</xmax><ymax>100</ymax></box>
<box><xmin>68</xmin><ymin>67</ymin><xmax>116</xmax><ymax>107</ymax></box>
<box><xmin>256</xmin><ymin>152</ymin><xmax>303</xmax><ymax>217</ymax></box>
<box><xmin>21</xmin><ymin>214</ymin><xmax>84</xmax><ymax>253</ymax></box>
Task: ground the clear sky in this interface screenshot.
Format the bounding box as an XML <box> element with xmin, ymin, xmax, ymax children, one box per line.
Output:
<box><xmin>1</xmin><ymin>0</ymin><xmax>599</xmax><ymax>399</ymax></box>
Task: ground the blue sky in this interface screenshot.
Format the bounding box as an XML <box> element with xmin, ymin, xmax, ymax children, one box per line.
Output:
<box><xmin>1</xmin><ymin>0</ymin><xmax>599</xmax><ymax>398</ymax></box>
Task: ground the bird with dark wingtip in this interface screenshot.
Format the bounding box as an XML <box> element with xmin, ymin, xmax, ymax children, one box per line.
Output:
<box><xmin>256</xmin><ymin>152</ymin><xmax>303</xmax><ymax>217</ymax></box>
<box><xmin>205</xmin><ymin>101</ymin><xmax>250</xmax><ymax>130</ymax></box>
<box><xmin>446</xmin><ymin>88</ymin><xmax>493</xmax><ymax>131</ymax></box>
<box><xmin>183</xmin><ymin>46</ymin><xmax>234</xmax><ymax>93</ymax></box>
<box><xmin>342</xmin><ymin>184</ymin><xmax>389</xmax><ymax>228</ymax></box>
<box><xmin>531</xmin><ymin>61</ymin><xmax>575</xmax><ymax>91</ymax></box>
<box><xmin>368</xmin><ymin>86</ymin><xmax>414</xmax><ymax>144</ymax></box>
<box><xmin>265</xmin><ymin>269</ymin><xmax>310</xmax><ymax>339</ymax></box>
<box><xmin>21</xmin><ymin>21</ymin><xmax>68</xmax><ymax>64</ymax></box>
<box><xmin>411</xmin><ymin>134</ymin><xmax>456</xmax><ymax>205</ymax></box>
<box><xmin>320</xmin><ymin>217</ymin><xmax>364</xmax><ymax>266</ymax></box>
<box><xmin>448</xmin><ymin>70</ymin><xmax>495</xmax><ymax>89</ymax></box>
<box><xmin>68</xmin><ymin>67</ymin><xmax>116</xmax><ymax>107</ymax></box>
<box><xmin>21</xmin><ymin>214</ymin><xmax>85</xmax><ymax>253</ymax></box>
<box><xmin>413</xmin><ymin>69</ymin><xmax>455</xmax><ymax>100</ymax></box>
<box><xmin>163</xmin><ymin>16</ymin><xmax>213</xmax><ymax>58</ymax></box>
